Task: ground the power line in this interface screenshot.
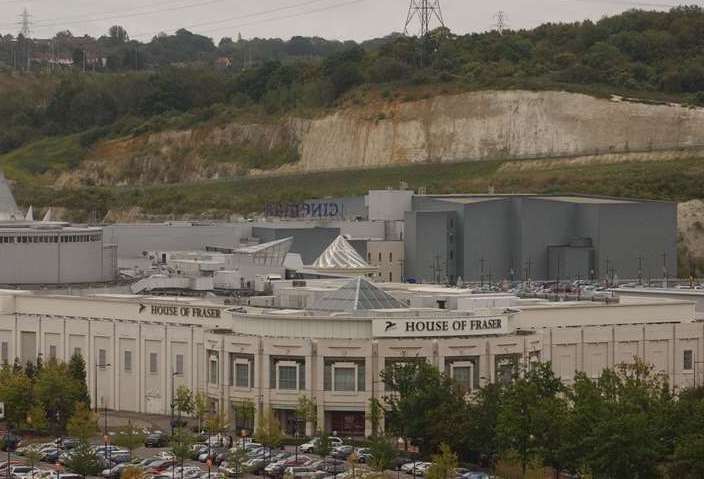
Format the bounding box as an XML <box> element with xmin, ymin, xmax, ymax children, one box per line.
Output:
<box><xmin>132</xmin><ymin>0</ymin><xmax>369</xmax><ymax>39</ymax></box>
<box><xmin>143</xmin><ymin>0</ymin><xmax>334</xmax><ymax>37</ymax></box>
<box><xmin>568</xmin><ymin>0</ymin><xmax>681</xmax><ymax>8</ymax></box>
<box><xmin>403</xmin><ymin>0</ymin><xmax>444</xmax><ymax>37</ymax></box>
<box><xmin>26</xmin><ymin>0</ymin><xmax>231</xmax><ymax>34</ymax></box>
<box><xmin>0</xmin><ymin>0</ymin><xmax>231</xmax><ymax>30</ymax></box>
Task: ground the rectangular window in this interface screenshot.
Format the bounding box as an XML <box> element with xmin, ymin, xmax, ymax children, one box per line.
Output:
<box><xmin>149</xmin><ymin>352</ymin><xmax>158</xmax><ymax>373</ymax></box>
<box><xmin>98</xmin><ymin>348</ymin><xmax>107</xmax><ymax>366</ymax></box>
<box><xmin>333</xmin><ymin>366</ymin><xmax>356</xmax><ymax>392</ymax></box>
<box><xmin>49</xmin><ymin>345</ymin><xmax>57</xmax><ymax>360</ymax></box>
<box><xmin>209</xmin><ymin>359</ymin><xmax>218</xmax><ymax>384</ymax></box>
<box><xmin>495</xmin><ymin>355</ymin><xmax>519</xmax><ymax>385</ymax></box>
<box><xmin>235</xmin><ymin>363</ymin><xmax>249</xmax><ymax>388</ymax></box>
<box><xmin>451</xmin><ymin>364</ymin><xmax>473</xmax><ymax>393</ymax></box>
<box><xmin>176</xmin><ymin>354</ymin><xmax>184</xmax><ymax>375</ymax></box>
<box><xmin>684</xmin><ymin>350</ymin><xmax>694</xmax><ymax>370</ymax></box>
<box><xmin>278</xmin><ymin>365</ymin><xmax>298</xmax><ymax>390</ymax></box>
<box><xmin>124</xmin><ymin>351</ymin><xmax>132</xmax><ymax>372</ymax></box>
<box><xmin>1</xmin><ymin>342</ymin><xmax>8</xmax><ymax>365</ymax></box>
<box><xmin>74</xmin><ymin>347</ymin><xmax>81</xmax><ymax>357</ymax></box>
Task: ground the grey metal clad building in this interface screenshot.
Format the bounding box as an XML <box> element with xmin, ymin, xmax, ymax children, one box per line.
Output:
<box><xmin>405</xmin><ymin>195</ymin><xmax>677</xmax><ymax>283</ymax></box>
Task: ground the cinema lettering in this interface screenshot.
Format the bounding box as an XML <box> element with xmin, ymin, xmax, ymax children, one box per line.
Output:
<box><xmin>140</xmin><ymin>303</ymin><xmax>222</xmax><ymax>319</ymax></box>
<box><xmin>373</xmin><ymin>315</ymin><xmax>511</xmax><ymax>337</ymax></box>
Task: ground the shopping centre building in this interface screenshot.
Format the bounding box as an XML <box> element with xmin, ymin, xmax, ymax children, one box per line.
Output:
<box><xmin>0</xmin><ymin>278</ymin><xmax>700</xmax><ymax>437</ymax></box>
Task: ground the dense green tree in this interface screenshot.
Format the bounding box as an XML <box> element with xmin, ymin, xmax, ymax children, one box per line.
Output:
<box><xmin>108</xmin><ymin>26</ymin><xmax>129</xmax><ymax>43</ymax></box>
<box><xmin>255</xmin><ymin>408</ymin><xmax>283</xmax><ymax>450</ymax></box>
<box><xmin>0</xmin><ymin>366</ymin><xmax>32</xmax><ymax>428</ymax></box>
<box><xmin>64</xmin><ymin>440</ymin><xmax>100</xmax><ymax>478</ymax></box>
<box><xmin>367</xmin><ymin>436</ymin><xmax>397</xmax><ymax>472</ymax></box>
<box><xmin>295</xmin><ymin>395</ymin><xmax>318</xmax><ymax>434</ymax></box>
<box><xmin>67</xmin><ymin>402</ymin><xmax>99</xmax><ymax>441</ymax></box>
<box><xmin>314</xmin><ymin>431</ymin><xmax>333</xmax><ymax>458</ymax></box>
<box><xmin>170</xmin><ymin>427</ymin><xmax>196</xmax><ymax>467</ymax></box>
<box><xmin>382</xmin><ymin>361</ymin><xmax>468</xmax><ymax>456</ymax></box>
<box><xmin>68</xmin><ymin>351</ymin><xmax>90</xmax><ymax>405</ymax></box>
<box><xmin>174</xmin><ymin>385</ymin><xmax>194</xmax><ymax>416</ymax></box>
<box><xmin>113</xmin><ymin>421</ymin><xmax>145</xmax><ymax>458</ymax></box>
<box><xmin>425</xmin><ymin>443</ymin><xmax>458</xmax><ymax>479</ymax></box>
<box><xmin>34</xmin><ymin>360</ymin><xmax>81</xmax><ymax>431</ymax></box>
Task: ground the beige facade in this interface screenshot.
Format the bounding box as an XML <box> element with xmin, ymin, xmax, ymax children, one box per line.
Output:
<box><xmin>366</xmin><ymin>241</ymin><xmax>404</xmax><ymax>283</ymax></box>
<box><xmin>0</xmin><ymin>290</ymin><xmax>701</xmax><ymax>437</ymax></box>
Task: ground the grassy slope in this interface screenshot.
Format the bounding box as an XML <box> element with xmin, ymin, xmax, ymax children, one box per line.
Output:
<box><xmin>12</xmin><ymin>156</ymin><xmax>704</xmax><ymax>219</ymax></box>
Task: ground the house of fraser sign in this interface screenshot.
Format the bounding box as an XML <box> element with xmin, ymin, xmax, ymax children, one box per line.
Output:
<box><xmin>372</xmin><ymin>314</ymin><xmax>512</xmax><ymax>338</ymax></box>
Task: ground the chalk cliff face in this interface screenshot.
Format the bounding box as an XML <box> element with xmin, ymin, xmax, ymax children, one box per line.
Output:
<box><xmin>60</xmin><ymin>89</ymin><xmax>704</xmax><ymax>185</ymax></box>
<box><xmin>293</xmin><ymin>90</ymin><xmax>704</xmax><ymax>172</ymax></box>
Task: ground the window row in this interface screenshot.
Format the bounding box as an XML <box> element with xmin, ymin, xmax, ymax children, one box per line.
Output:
<box><xmin>0</xmin><ymin>233</ymin><xmax>101</xmax><ymax>244</ymax></box>
<box><xmin>206</xmin><ymin>353</ymin><xmax>369</xmax><ymax>393</ymax></box>
<box><xmin>367</xmin><ymin>252</ymin><xmax>394</xmax><ymax>263</ymax></box>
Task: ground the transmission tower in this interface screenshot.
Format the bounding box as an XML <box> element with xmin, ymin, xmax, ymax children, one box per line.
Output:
<box><xmin>493</xmin><ymin>10</ymin><xmax>508</xmax><ymax>34</ymax></box>
<box><xmin>404</xmin><ymin>0</ymin><xmax>445</xmax><ymax>37</ymax></box>
<box><xmin>18</xmin><ymin>8</ymin><xmax>31</xmax><ymax>38</ymax></box>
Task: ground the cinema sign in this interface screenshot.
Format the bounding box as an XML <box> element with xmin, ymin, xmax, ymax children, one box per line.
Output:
<box><xmin>372</xmin><ymin>314</ymin><xmax>513</xmax><ymax>338</ymax></box>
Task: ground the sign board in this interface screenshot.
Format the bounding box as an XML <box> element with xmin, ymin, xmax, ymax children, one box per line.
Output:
<box><xmin>139</xmin><ymin>303</ymin><xmax>222</xmax><ymax>319</ymax></box>
<box><xmin>264</xmin><ymin>201</ymin><xmax>343</xmax><ymax>219</ymax></box>
<box><xmin>372</xmin><ymin>314</ymin><xmax>512</xmax><ymax>338</ymax></box>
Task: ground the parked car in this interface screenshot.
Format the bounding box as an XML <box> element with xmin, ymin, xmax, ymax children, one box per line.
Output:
<box><xmin>55</xmin><ymin>438</ymin><xmax>79</xmax><ymax>450</ymax></box>
<box><xmin>401</xmin><ymin>461</ymin><xmax>426</xmax><ymax>474</ymax></box>
<box><xmin>101</xmin><ymin>463</ymin><xmax>130</xmax><ymax>479</ymax></box>
<box><xmin>242</xmin><ymin>442</ymin><xmax>263</xmax><ymax>452</ymax></box>
<box><xmin>283</xmin><ymin>466</ymin><xmax>326</xmax><ymax>479</ymax></box>
<box><xmin>459</xmin><ymin>473</ymin><xmax>490</xmax><ymax>479</ymax></box>
<box><xmin>265</xmin><ymin>455</ymin><xmax>312</xmax><ymax>478</ymax></box>
<box><xmin>144</xmin><ymin>459</ymin><xmax>175</xmax><ymax>474</ymax></box>
<box><xmin>145</xmin><ymin>432</ymin><xmax>170</xmax><ymax>448</ymax></box>
<box><xmin>10</xmin><ymin>465</ymin><xmax>40</xmax><ymax>479</ymax></box>
<box><xmin>389</xmin><ymin>457</ymin><xmax>412</xmax><ymax>471</ymax></box>
<box><xmin>354</xmin><ymin>448</ymin><xmax>372</xmax><ymax>464</ymax></box>
<box><xmin>191</xmin><ymin>444</ymin><xmax>209</xmax><ymax>460</ymax></box>
<box><xmin>172</xmin><ymin>466</ymin><xmax>203</xmax><ymax>479</ymax></box>
<box><xmin>299</xmin><ymin>438</ymin><xmax>343</xmax><ymax>454</ymax></box>
<box><xmin>330</xmin><ymin>446</ymin><xmax>354</xmax><ymax>460</ymax></box>
<box><xmin>311</xmin><ymin>459</ymin><xmax>347</xmax><ymax>474</ymax></box>
<box><xmin>415</xmin><ymin>463</ymin><xmax>433</xmax><ymax>476</ymax></box>
<box><xmin>40</xmin><ymin>447</ymin><xmax>61</xmax><ymax>463</ymax></box>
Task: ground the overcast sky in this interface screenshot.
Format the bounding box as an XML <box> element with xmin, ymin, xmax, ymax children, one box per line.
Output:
<box><xmin>0</xmin><ymin>0</ymin><xmax>688</xmax><ymax>42</ymax></box>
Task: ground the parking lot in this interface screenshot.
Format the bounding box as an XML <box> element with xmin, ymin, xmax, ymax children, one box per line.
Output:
<box><xmin>0</xmin><ymin>431</ymin><xmax>494</xmax><ymax>479</ymax></box>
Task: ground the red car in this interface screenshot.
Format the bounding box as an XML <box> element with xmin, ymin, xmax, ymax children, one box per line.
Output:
<box><xmin>145</xmin><ymin>459</ymin><xmax>175</xmax><ymax>474</ymax></box>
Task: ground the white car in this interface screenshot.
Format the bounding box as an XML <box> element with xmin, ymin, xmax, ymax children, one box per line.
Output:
<box><xmin>299</xmin><ymin>437</ymin><xmax>343</xmax><ymax>454</ymax></box>
<box><xmin>400</xmin><ymin>462</ymin><xmax>426</xmax><ymax>474</ymax></box>
<box><xmin>171</xmin><ymin>466</ymin><xmax>203</xmax><ymax>479</ymax></box>
<box><xmin>416</xmin><ymin>463</ymin><xmax>432</xmax><ymax>476</ymax></box>
<box><xmin>10</xmin><ymin>466</ymin><xmax>40</xmax><ymax>479</ymax></box>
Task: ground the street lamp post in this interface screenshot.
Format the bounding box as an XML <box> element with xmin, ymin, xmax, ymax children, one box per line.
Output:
<box><xmin>102</xmin><ymin>397</ymin><xmax>111</xmax><ymax>468</ymax></box>
<box><xmin>94</xmin><ymin>362</ymin><xmax>111</xmax><ymax>413</ymax></box>
<box><xmin>396</xmin><ymin>438</ymin><xmax>404</xmax><ymax>479</ymax></box>
<box><xmin>5</xmin><ymin>427</ymin><xmax>11</xmax><ymax>479</ymax></box>
<box><xmin>169</xmin><ymin>369</ymin><xmax>182</xmax><ymax>479</ymax></box>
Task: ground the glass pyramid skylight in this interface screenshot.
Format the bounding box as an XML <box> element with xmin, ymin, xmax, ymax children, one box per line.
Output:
<box><xmin>312</xmin><ymin>277</ymin><xmax>407</xmax><ymax>312</ymax></box>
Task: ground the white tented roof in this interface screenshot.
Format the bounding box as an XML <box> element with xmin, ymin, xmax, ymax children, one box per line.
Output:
<box><xmin>312</xmin><ymin>277</ymin><xmax>407</xmax><ymax>312</ymax></box>
<box><xmin>312</xmin><ymin>235</ymin><xmax>369</xmax><ymax>269</ymax></box>
<box><xmin>0</xmin><ymin>170</ymin><xmax>20</xmax><ymax>221</ymax></box>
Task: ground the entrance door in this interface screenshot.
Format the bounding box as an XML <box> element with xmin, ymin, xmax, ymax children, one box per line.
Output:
<box><xmin>329</xmin><ymin>412</ymin><xmax>364</xmax><ymax>436</ymax></box>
